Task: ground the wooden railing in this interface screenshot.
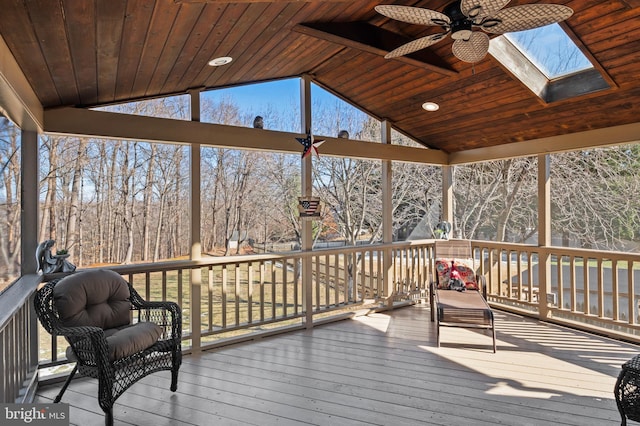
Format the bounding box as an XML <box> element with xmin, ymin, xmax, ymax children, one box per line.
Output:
<box><xmin>473</xmin><ymin>241</ymin><xmax>640</xmax><ymax>341</ymax></box>
<box><xmin>0</xmin><ymin>274</ymin><xmax>40</xmax><ymax>404</ymax></box>
<box><xmin>5</xmin><ymin>239</ymin><xmax>637</xmax><ymax>403</ymax></box>
<box><xmin>36</xmin><ymin>240</ymin><xmax>434</xmax><ymax>368</ymax></box>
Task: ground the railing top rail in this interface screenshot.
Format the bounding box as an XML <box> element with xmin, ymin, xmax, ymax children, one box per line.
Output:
<box><xmin>90</xmin><ymin>240</ymin><xmax>439</xmax><ymax>276</ymax></box>
<box><xmin>471</xmin><ymin>240</ymin><xmax>640</xmax><ymax>261</ymax></box>
<box><xmin>51</xmin><ymin>239</ymin><xmax>638</xmax><ymax>277</ymax></box>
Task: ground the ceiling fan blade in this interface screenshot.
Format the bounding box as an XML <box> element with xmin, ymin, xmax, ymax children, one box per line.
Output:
<box><xmin>385</xmin><ymin>33</ymin><xmax>449</xmax><ymax>59</ymax></box>
<box><xmin>452</xmin><ymin>32</ymin><xmax>490</xmax><ymax>63</ymax></box>
<box><xmin>460</xmin><ymin>0</ymin><xmax>510</xmax><ymax>19</ymax></box>
<box><xmin>375</xmin><ymin>5</ymin><xmax>451</xmax><ymax>27</ymax></box>
<box><xmin>483</xmin><ymin>4</ymin><xmax>573</xmax><ymax>34</ymax></box>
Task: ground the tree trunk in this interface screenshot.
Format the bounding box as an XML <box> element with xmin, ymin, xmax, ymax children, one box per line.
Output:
<box><xmin>40</xmin><ymin>136</ymin><xmax>59</xmax><ymax>243</ymax></box>
<box><xmin>65</xmin><ymin>138</ymin><xmax>87</xmax><ymax>256</ymax></box>
<box><xmin>142</xmin><ymin>144</ymin><xmax>156</xmax><ymax>261</ymax></box>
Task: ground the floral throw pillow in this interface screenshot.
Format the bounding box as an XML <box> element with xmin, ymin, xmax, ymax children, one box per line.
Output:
<box><xmin>435</xmin><ymin>258</ymin><xmax>478</xmax><ymax>290</ymax></box>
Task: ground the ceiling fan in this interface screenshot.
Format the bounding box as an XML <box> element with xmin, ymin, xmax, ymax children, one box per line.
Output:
<box><xmin>375</xmin><ymin>0</ymin><xmax>573</xmax><ymax>63</ymax></box>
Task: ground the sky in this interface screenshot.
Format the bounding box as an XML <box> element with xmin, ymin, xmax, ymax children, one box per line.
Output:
<box><xmin>505</xmin><ymin>23</ymin><xmax>593</xmax><ymax>79</ymax></box>
<box><xmin>204</xmin><ymin>79</ymin><xmax>301</xmax><ymax>112</ymax></box>
<box><xmin>200</xmin><ymin>78</ymin><xmax>345</xmax><ymax>118</ymax></box>
<box><xmin>200</xmin><ymin>78</ymin><xmax>372</xmax><ymax>137</ymax></box>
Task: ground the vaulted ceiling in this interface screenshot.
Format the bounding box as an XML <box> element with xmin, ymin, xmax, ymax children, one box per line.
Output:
<box><xmin>0</xmin><ymin>0</ymin><xmax>639</xmax><ymax>155</ymax></box>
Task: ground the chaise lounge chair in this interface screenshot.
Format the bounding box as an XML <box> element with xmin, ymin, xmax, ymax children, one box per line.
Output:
<box><xmin>430</xmin><ymin>240</ymin><xmax>496</xmax><ymax>352</ymax></box>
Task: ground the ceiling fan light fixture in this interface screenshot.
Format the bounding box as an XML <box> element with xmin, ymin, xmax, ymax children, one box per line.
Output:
<box><xmin>208</xmin><ymin>56</ymin><xmax>233</xmax><ymax>67</ymax></box>
<box><xmin>451</xmin><ymin>20</ymin><xmax>473</xmax><ymax>40</ymax></box>
<box><xmin>422</xmin><ymin>102</ymin><xmax>440</xmax><ymax>111</ymax></box>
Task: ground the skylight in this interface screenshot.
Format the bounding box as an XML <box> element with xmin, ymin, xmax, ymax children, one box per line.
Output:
<box><xmin>504</xmin><ymin>23</ymin><xmax>593</xmax><ymax>80</ymax></box>
<box><xmin>489</xmin><ymin>23</ymin><xmax>610</xmax><ymax>103</ymax></box>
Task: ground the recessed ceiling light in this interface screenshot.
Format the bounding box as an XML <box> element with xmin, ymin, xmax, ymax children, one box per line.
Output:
<box><xmin>208</xmin><ymin>56</ymin><xmax>233</xmax><ymax>67</ymax></box>
<box><xmin>422</xmin><ymin>102</ymin><xmax>439</xmax><ymax>111</ymax></box>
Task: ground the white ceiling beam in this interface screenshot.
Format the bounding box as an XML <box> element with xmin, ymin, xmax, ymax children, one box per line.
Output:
<box><xmin>0</xmin><ymin>34</ymin><xmax>43</xmax><ymax>131</ymax></box>
<box><xmin>448</xmin><ymin>122</ymin><xmax>640</xmax><ymax>165</ymax></box>
<box><xmin>44</xmin><ymin>107</ymin><xmax>448</xmax><ymax>165</ymax></box>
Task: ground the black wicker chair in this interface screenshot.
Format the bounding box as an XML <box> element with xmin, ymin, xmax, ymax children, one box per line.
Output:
<box><xmin>615</xmin><ymin>354</ymin><xmax>640</xmax><ymax>426</ymax></box>
<box><xmin>34</xmin><ymin>269</ymin><xmax>182</xmax><ymax>426</ymax></box>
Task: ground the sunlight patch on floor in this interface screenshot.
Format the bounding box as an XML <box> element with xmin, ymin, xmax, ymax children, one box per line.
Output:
<box><xmin>419</xmin><ymin>328</ymin><xmax>616</xmax><ymax>399</ymax></box>
<box><xmin>353</xmin><ymin>312</ymin><xmax>391</xmax><ymax>333</ymax></box>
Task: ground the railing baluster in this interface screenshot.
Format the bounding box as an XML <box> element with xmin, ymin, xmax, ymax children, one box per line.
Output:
<box><xmin>584</xmin><ymin>257</ymin><xmax>590</xmax><ymax>315</ymax></box>
<box><xmin>208</xmin><ymin>266</ymin><xmax>214</xmax><ymax>330</ymax></box>
<box><xmin>177</xmin><ymin>269</ymin><xmax>183</xmax><ymax>314</ymax></box>
<box><xmin>271</xmin><ymin>261</ymin><xmax>276</xmax><ymax>320</ymax></box>
<box><xmin>222</xmin><ymin>264</ymin><xmax>227</xmax><ymax>328</ymax></box>
<box><xmin>597</xmin><ymin>258</ymin><xmax>604</xmax><ymax>318</ymax></box>
<box><xmin>335</xmin><ymin>253</ymin><xmax>341</xmax><ymax>304</ymax></box>
<box><xmin>145</xmin><ymin>271</ymin><xmax>150</xmax><ymax>301</ymax></box>
<box><xmin>282</xmin><ymin>257</ymin><xmax>288</xmax><ymax>317</ymax></box>
<box><xmin>570</xmin><ymin>256</ymin><xmax>576</xmax><ymax>312</ymax></box>
<box><xmin>612</xmin><ymin>259</ymin><xmax>619</xmax><ymax>321</ymax></box>
<box><xmin>259</xmin><ymin>261</ymin><xmax>265</xmax><ymax>322</ymax></box>
<box><xmin>629</xmin><ymin>260</ymin><xmax>635</xmax><ymax>325</ymax></box>
<box><xmin>377</xmin><ymin>248</ymin><xmax>383</xmax><ymax>298</ymax></box>
<box><xmin>345</xmin><ymin>253</ymin><xmax>351</xmax><ymax>302</ymax></box>
<box><xmin>248</xmin><ymin>262</ymin><xmax>253</xmax><ymax>324</ymax></box>
<box><xmin>235</xmin><ymin>263</ymin><xmax>240</xmax><ymax>327</ymax></box>
<box><xmin>162</xmin><ymin>270</ymin><xmax>167</xmax><ymax>302</ymax></box>
<box><xmin>314</xmin><ymin>255</ymin><xmax>320</xmax><ymax>311</ymax></box>
<box><xmin>299</xmin><ymin>254</ymin><xmax>303</xmax><ymax>314</ymax></box>
<box><xmin>557</xmin><ymin>255</ymin><xmax>564</xmax><ymax>308</ymax></box>
<box><xmin>357</xmin><ymin>251</ymin><xmax>363</xmax><ymax>300</ymax></box>
<box><xmin>324</xmin><ymin>254</ymin><xmax>330</xmax><ymax>307</ymax></box>
<box><xmin>487</xmin><ymin>249</ymin><xmax>494</xmax><ymax>295</ymax></box>
<box><xmin>392</xmin><ymin>248</ymin><xmax>397</xmax><ymax>294</ymax></box>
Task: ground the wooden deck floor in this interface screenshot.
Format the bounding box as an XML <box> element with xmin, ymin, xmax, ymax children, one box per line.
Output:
<box><xmin>36</xmin><ymin>304</ymin><xmax>640</xmax><ymax>425</ymax></box>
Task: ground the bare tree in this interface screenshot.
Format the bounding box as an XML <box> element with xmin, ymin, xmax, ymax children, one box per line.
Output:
<box><xmin>551</xmin><ymin>146</ymin><xmax>640</xmax><ymax>250</ymax></box>
<box><xmin>0</xmin><ymin>116</ymin><xmax>21</xmax><ymax>284</ymax></box>
<box><xmin>452</xmin><ymin>157</ymin><xmax>537</xmax><ymax>242</ymax></box>
<box><xmin>141</xmin><ymin>144</ymin><xmax>156</xmax><ymax>261</ymax></box>
<box><xmin>65</xmin><ymin>138</ymin><xmax>87</xmax><ymax>256</ymax></box>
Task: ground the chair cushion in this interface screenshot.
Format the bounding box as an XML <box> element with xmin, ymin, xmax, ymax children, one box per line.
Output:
<box><xmin>53</xmin><ymin>269</ymin><xmax>131</xmax><ymax>329</ymax></box>
<box><xmin>435</xmin><ymin>258</ymin><xmax>478</xmax><ymax>290</ymax></box>
<box><xmin>106</xmin><ymin>322</ymin><xmax>163</xmax><ymax>360</ymax></box>
<box><xmin>65</xmin><ymin>322</ymin><xmax>164</xmax><ymax>361</ymax></box>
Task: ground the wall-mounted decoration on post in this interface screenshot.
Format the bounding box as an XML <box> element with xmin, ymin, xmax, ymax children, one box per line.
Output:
<box><xmin>296</xmin><ymin>131</ymin><xmax>324</xmax><ymax>158</ymax></box>
<box><xmin>298</xmin><ymin>196</ymin><xmax>321</xmax><ymax>219</ymax></box>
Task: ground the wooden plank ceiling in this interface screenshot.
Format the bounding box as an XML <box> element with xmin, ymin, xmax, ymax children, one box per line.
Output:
<box><xmin>0</xmin><ymin>0</ymin><xmax>638</xmax><ymax>154</ymax></box>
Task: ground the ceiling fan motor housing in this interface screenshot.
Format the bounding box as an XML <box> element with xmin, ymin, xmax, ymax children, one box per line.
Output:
<box><xmin>444</xmin><ymin>0</ymin><xmax>473</xmax><ymax>40</ymax></box>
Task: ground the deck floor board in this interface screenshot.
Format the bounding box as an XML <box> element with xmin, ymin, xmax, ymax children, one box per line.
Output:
<box><xmin>36</xmin><ymin>304</ymin><xmax>640</xmax><ymax>425</ymax></box>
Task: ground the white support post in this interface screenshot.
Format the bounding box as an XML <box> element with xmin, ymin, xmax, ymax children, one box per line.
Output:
<box><xmin>21</xmin><ymin>129</ymin><xmax>39</xmax><ymax>275</ymax></box>
<box><xmin>21</xmin><ymin>127</ymin><xmax>40</xmax><ymax>376</ymax></box>
<box><xmin>300</xmin><ymin>75</ymin><xmax>314</xmax><ymax>328</ymax></box>
<box><xmin>442</xmin><ymin>165</ymin><xmax>454</xmax><ymax>227</ymax></box>
<box><xmin>189</xmin><ymin>89</ymin><xmax>202</xmax><ymax>351</ymax></box>
<box><xmin>538</xmin><ymin>154</ymin><xmax>551</xmax><ymax>319</ymax></box>
<box><xmin>381</xmin><ymin>121</ymin><xmax>394</xmax><ymax>307</ymax></box>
